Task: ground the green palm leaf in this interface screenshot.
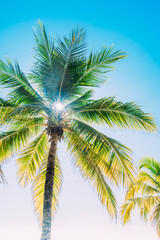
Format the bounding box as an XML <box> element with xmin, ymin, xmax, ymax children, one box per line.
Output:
<box><xmin>71</xmin><ymin>97</ymin><xmax>157</xmax><ymax>131</ymax></box>
<box><xmin>0</xmin><ymin>59</ymin><xmax>41</xmax><ymax>104</ymax></box>
<box><xmin>72</xmin><ymin>46</ymin><xmax>126</xmax><ymax>89</ymax></box>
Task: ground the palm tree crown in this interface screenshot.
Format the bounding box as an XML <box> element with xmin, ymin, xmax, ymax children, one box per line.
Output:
<box><xmin>0</xmin><ymin>21</ymin><xmax>157</xmax><ymax>239</ymax></box>
<box><xmin>121</xmin><ymin>157</ymin><xmax>160</xmax><ymax>237</ymax></box>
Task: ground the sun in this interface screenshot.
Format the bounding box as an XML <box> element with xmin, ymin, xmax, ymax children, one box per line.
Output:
<box><xmin>54</xmin><ymin>101</ymin><xmax>64</xmax><ymax>112</ymax></box>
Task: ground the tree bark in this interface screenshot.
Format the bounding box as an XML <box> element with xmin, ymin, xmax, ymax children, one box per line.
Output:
<box><xmin>41</xmin><ymin>134</ymin><xmax>58</xmax><ymax>240</ymax></box>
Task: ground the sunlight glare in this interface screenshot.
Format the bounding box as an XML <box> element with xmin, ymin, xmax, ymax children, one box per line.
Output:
<box><xmin>54</xmin><ymin>101</ymin><xmax>64</xmax><ymax>112</ymax></box>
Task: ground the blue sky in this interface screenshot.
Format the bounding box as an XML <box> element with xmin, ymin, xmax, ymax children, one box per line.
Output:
<box><xmin>0</xmin><ymin>1</ymin><xmax>160</xmax><ymax>239</ymax></box>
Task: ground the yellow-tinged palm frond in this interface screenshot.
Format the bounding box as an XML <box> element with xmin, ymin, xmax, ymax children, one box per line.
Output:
<box><xmin>17</xmin><ymin>132</ymin><xmax>48</xmax><ymax>186</ymax></box>
<box><xmin>121</xmin><ymin>157</ymin><xmax>160</xmax><ymax>238</ymax></box>
<box><xmin>71</xmin><ymin>97</ymin><xmax>157</xmax><ymax>132</ymax></box>
<box><xmin>68</xmin><ymin>119</ymin><xmax>135</xmax><ymax>186</ymax></box>
<box><xmin>120</xmin><ymin>200</ymin><xmax>135</xmax><ymax>224</ymax></box>
<box><xmin>65</xmin><ymin>130</ymin><xmax>117</xmax><ymax>217</ymax></box>
<box><xmin>32</xmin><ymin>156</ymin><xmax>63</xmax><ymax>224</ymax></box>
<box><xmin>138</xmin><ymin>171</ymin><xmax>160</xmax><ymax>190</ymax></box>
<box><xmin>0</xmin><ymin>122</ymin><xmax>44</xmax><ymax>163</ymax></box>
<box><xmin>139</xmin><ymin>157</ymin><xmax>160</xmax><ymax>176</ymax></box>
<box><xmin>121</xmin><ymin>196</ymin><xmax>157</xmax><ymax>224</ymax></box>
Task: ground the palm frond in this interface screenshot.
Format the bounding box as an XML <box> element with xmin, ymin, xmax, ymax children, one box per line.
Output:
<box><xmin>121</xmin><ymin>157</ymin><xmax>160</xmax><ymax>238</ymax></box>
<box><xmin>32</xmin><ymin>155</ymin><xmax>63</xmax><ymax>224</ymax></box>
<box><xmin>68</xmin><ymin>119</ymin><xmax>135</xmax><ymax>186</ymax></box>
<box><xmin>56</xmin><ymin>27</ymin><xmax>87</xmax><ymax>100</ymax></box>
<box><xmin>72</xmin><ymin>46</ymin><xmax>126</xmax><ymax>89</ymax></box>
<box><xmin>71</xmin><ymin>97</ymin><xmax>157</xmax><ymax>132</ymax></box>
<box><xmin>65</xmin><ymin>90</ymin><xmax>93</xmax><ymax>110</ymax></box>
<box><xmin>0</xmin><ymin>104</ymin><xmax>46</xmax><ymax>125</ymax></box>
<box><xmin>139</xmin><ymin>157</ymin><xmax>160</xmax><ymax>176</ymax></box>
<box><xmin>0</xmin><ymin>122</ymin><xmax>44</xmax><ymax>162</ymax></box>
<box><xmin>120</xmin><ymin>200</ymin><xmax>135</xmax><ymax>224</ymax></box>
<box><xmin>0</xmin><ymin>59</ymin><xmax>41</xmax><ymax>104</ymax></box>
<box><xmin>65</xmin><ymin>130</ymin><xmax>117</xmax><ymax>217</ymax></box>
<box><xmin>17</xmin><ymin>132</ymin><xmax>48</xmax><ymax>186</ymax></box>
<box><xmin>138</xmin><ymin>171</ymin><xmax>160</xmax><ymax>190</ymax></box>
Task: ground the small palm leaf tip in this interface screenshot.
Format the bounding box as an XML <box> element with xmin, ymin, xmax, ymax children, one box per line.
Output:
<box><xmin>120</xmin><ymin>157</ymin><xmax>160</xmax><ymax>237</ymax></box>
<box><xmin>0</xmin><ymin>21</ymin><xmax>157</xmax><ymax>238</ymax></box>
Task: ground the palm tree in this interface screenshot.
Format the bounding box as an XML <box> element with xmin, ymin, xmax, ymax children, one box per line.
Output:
<box><xmin>0</xmin><ymin>21</ymin><xmax>157</xmax><ymax>240</ymax></box>
<box><xmin>121</xmin><ymin>157</ymin><xmax>160</xmax><ymax>237</ymax></box>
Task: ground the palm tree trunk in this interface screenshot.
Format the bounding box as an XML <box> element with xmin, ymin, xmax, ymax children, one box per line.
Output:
<box><xmin>41</xmin><ymin>134</ymin><xmax>58</xmax><ymax>240</ymax></box>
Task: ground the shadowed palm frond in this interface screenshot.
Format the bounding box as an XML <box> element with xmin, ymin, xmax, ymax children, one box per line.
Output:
<box><xmin>32</xmin><ymin>155</ymin><xmax>63</xmax><ymax>224</ymax></box>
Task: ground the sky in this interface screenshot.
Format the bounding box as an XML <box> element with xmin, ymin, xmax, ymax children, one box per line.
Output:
<box><xmin>0</xmin><ymin>0</ymin><xmax>160</xmax><ymax>239</ymax></box>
